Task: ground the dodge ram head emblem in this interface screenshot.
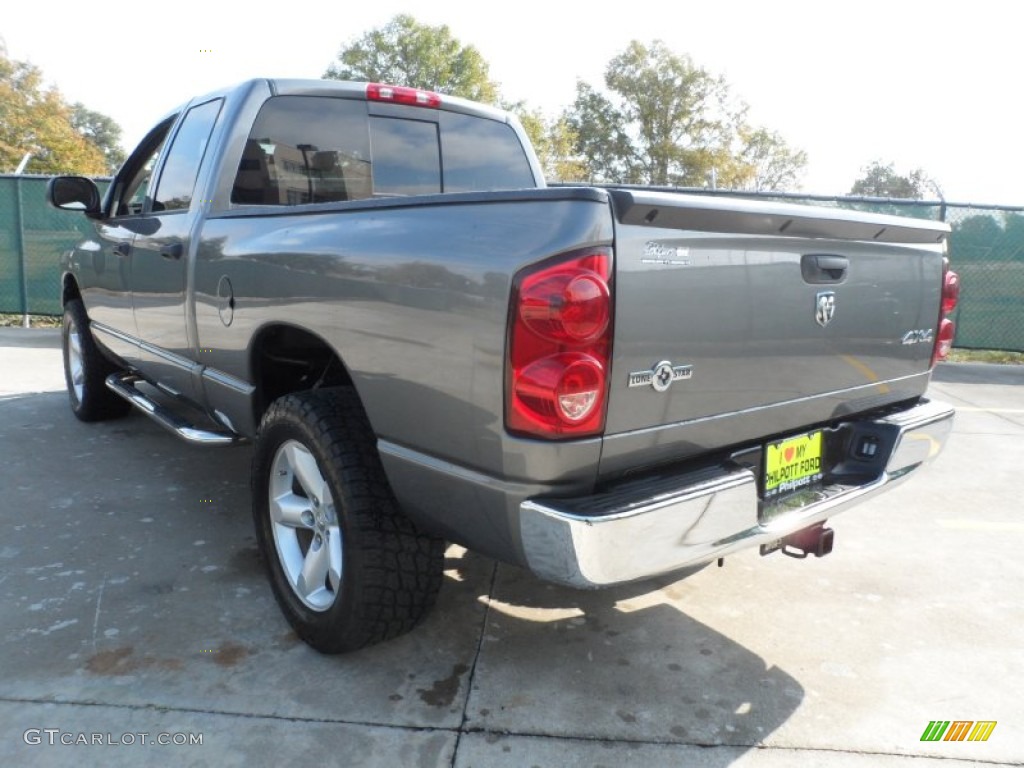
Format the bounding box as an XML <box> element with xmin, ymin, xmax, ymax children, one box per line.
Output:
<box><xmin>815</xmin><ymin>291</ymin><xmax>836</xmax><ymax>327</ymax></box>
<box><xmin>628</xmin><ymin>361</ymin><xmax>694</xmax><ymax>392</ymax></box>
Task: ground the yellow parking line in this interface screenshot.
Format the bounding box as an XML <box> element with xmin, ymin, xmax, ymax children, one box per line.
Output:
<box><xmin>937</xmin><ymin>519</ymin><xmax>1024</xmax><ymax>533</ymax></box>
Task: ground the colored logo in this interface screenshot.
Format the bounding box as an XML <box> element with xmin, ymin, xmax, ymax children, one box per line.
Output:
<box><xmin>920</xmin><ymin>720</ymin><xmax>997</xmax><ymax>742</ymax></box>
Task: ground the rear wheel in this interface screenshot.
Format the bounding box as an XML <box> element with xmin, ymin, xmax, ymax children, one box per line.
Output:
<box><xmin>251</xmin><ymin>387</ymin><xmax>445</xmax><ymax>653</ymax></box>
<box><xmin>61</xmin><ymin>299</ymin><xmax>130</xmax><ymax>422</ymax></box>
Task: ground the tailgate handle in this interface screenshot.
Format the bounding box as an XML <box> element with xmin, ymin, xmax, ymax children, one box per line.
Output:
<box><xmin>801</xmin><ymin>254</ymin><xmax>848</xmax><ymax>283</ymax></box>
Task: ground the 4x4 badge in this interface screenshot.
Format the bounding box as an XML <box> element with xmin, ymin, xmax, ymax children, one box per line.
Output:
<box><xmin>815</xmin><ymin>291</ymin><xmax>836</xmax><ymax>327</ymax></box>
<box><xmin>628</xmin><ymin>361</ymin><xmax>694</xmax><ymax>392</ymax></box>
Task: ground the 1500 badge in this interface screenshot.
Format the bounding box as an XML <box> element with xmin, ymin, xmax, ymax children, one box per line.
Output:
<box><xmin>628</xmin><ymin>361</ymin><xmax>694</xmax><ymax>392</ymax></box>
<box><xmin>641</xmin><ymin>242</ymin><xmax>691</xmax><ymax>266</ymax></box>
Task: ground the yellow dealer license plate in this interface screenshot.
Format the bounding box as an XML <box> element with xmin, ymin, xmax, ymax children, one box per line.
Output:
<box><xmin>764</xmin><ymin>430</ymin><xmax>824</xmax><ymax>500</ymax></box>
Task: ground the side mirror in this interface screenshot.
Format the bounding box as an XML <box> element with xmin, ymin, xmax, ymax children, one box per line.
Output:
<box><xmin>46</xmin><ymin>176</ymin><xmax>102</xmax><ymax>217</ymax></box>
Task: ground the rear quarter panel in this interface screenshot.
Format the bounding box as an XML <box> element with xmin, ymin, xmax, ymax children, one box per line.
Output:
<box><xmin>194</xmin><ymin>191</ymin><xmax>613</xmax><ymax>485</ymax></box>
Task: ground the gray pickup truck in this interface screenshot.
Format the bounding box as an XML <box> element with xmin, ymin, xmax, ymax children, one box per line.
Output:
<box><xmin>47</xmin><ymin>78</ymin><xmax>959</xmax><ymax>653</ymax></box>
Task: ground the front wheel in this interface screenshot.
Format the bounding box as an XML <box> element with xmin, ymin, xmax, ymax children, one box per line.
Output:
<box><xmin>251</xmin><ymin>387</ymin><xmax>445</xmax><ymax>653</ymax></box>
<box><xmin>61</xmin><ymin>299</ymin><xmax>130</xmax><ymax>422</ymax></box>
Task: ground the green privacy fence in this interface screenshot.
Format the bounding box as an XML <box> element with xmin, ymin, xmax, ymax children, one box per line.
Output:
<box><xmin>0</xmin><ymin>174</ymin><xmax>109</xmax><ymax>318</ymax></box>
<box><xmin>3</xmin><ymin>175</ymin><xmax>1023</xmax><ymax>351</ymax></box>
<box><xmin>741</xmin><ymin>193</ymin><xmax>1024</xmax><ymax>352</ymax></box>
<box><xmin>941</xmin><ymin>205</ymin><xmax>1023</xmax><ymax>351</ymax></box>
<box><xmin>594</xmin><ymin>186</ymin><xmax>1024</xmax><ymax>353</ymax></box>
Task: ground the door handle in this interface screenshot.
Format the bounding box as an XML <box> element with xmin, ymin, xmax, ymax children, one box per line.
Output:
<box><xmin>113</xmin><ymin>241</ymin><xmax>131</xmax><ymax>257</ymax></box>
<box><xmin>801</xmin><ymin>254</ymin><xmax>848</xmax><ymax>283</ymax></box>
<box><xmin>160</xmin><ymin>242</ymin><xmax>184</xmax><ymax>260</ymax></box>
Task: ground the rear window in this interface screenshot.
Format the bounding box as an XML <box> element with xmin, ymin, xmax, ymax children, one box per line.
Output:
<box><xmin>232</xmin><ymin>95</ymin><xmax>534</xmax><ymax>206</ymax></box>
<box><xmin>369</xmin><ymin>117</ymin><xmax>441</xmax><ymax>195</ymax></box>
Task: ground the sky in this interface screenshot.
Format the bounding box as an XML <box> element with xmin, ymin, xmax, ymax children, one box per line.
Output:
<box><xmin>4</xmin><ymin>0</ymin><xmax>1022</xmax><ymax>204</ymax></box>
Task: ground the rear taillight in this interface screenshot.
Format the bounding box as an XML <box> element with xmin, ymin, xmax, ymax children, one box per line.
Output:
<box><xmin>933</xmin><ymin>319</ymin><xmax>956</xmax><ymax>363</ymax></box>
<box><xmin>366</xmin><ymin>83</ymin><xmax>441</xmax><ymax>108</ymax></box>
<box><xmin>932</xmin><ymin>257</ymin><xmax>960</xmax><ymax>367</ymax></box>
<box><xmin>507</xmin><ymin>250</ymin><xmax>612</xmax><ymax>438</ymax></box>
<box><xmin>941</xmin><ymin>268</ymin><xmax>960</xmax><ymax>315</ymax></box>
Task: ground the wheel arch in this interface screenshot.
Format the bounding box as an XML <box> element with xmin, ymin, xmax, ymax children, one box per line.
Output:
<box><xmin>248</xmin><ymin>322</ymin><xmax>359</xmax><ymax>430</ymax></box>
<box><xmin>62</xmin><ymin>273</ymin><xmax>82</xmax><ymax>307</ymax></box>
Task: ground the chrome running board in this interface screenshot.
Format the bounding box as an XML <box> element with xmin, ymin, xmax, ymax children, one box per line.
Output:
<box><xmin>105</xmin><ymin>373</ymin><xmax>241</xmax><ymax>446</ymax></box>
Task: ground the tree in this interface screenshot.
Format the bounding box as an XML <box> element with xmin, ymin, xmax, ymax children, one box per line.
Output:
<box><xmin>0</xmin><ymin>45</ymin><xmax>115</xmax><ymax>175</ymax></box>
<box><xmin>735</xmin><ymin>126</ymin><xmax>807</xmax><ymax>192</ymax></box>
<box><xmin>1002</xmin><ymin>213</ymin><xmax>1024</xmax><ymax>261</ymax></box>
<box><xmin>849</xmin><ymin>161</ymin><xmax>934</xmax><ymax>199</ymax></box>
<box><xmin>563</xmin><ymin>40</ymin><xmax>806</xmax><ymax>190</ymax></box>
<box><xmin>325</xmin><ymin>16</ymin><xmax>594</xmax><ymax>182</ymax></box>
<box><xmin>70</xmin><ymin>103</ymin><xmax>126</xmax><ymax>173</ymax></box>
<box><xmin>950</xmin><ymin>213</ymin><xmax>1004</xmax><ymax>261</ymax></box>
<box><xmin>511</xmin><ymin>105</ymin><xmax>589</xmax><ymax>182</ymax></box>
<box><xmin>564</xmin><ymin>81</ymin><xmax>639</xmax><ymax>183</ymax></box>
<box><xmin>324</xmin><ymin>15</ymin><xmax>498</xmax><ymax>104</ymax></box>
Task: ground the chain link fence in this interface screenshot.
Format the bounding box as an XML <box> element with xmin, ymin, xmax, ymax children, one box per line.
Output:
<box><xmin>780</xmin><ymin>195</ymin><xmax>1024</xmax><ymax>352</ymax></box>
<box><xmin>942</xmin><ymin>205</ymin><xmax>1023</xmax><ymax>351</ymax></box>
<box><xmin>3</xmin><ymin>175</ymin><xmax>1022</xmax><ymax>350</ymax></box>
<box><xmin>0</xmin><ymin>175</ymin><xmax>109</xmax><ymax>319</ymax></box>
<box><xmin>600</xmin><ymin>187</ymin><xmax>1024</xmax><ymax>353</ymax></box>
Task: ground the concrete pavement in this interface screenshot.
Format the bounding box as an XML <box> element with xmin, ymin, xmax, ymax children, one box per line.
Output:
<box><xmin>1</xmin><ymin>328</ymin><xmax>1020</xmax><ymax>766</ymax></box>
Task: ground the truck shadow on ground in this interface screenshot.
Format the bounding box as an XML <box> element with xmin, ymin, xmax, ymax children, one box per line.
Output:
<box><xmin>0</xmin><ymin>392</ymin><xmax>802</xmax><ymax>766</ymax></box>
<box><xmin>443</xmin><ymin>548</ymin><xmax>803</xmax><ymax>759</ymax></box>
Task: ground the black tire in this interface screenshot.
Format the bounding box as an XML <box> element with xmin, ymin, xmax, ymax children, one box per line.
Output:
<box><xmin>62</xmin><ymin>299</ymin><xmax>131</xmax><ymax>422</ymax></box>
<box><xmin>251</xmin><ymin>387</ymin><xmax>445</xmax><ymax>653</ymax></box>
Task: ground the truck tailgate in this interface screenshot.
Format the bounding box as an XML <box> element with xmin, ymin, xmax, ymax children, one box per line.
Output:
<box><xmin>601</xmin><ymin>189</ymin><xmax>949</xmax><ymax>475</ymax></box>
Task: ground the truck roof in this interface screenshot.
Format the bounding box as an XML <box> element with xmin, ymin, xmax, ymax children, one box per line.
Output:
<box><xmin>183</xmin><ymin>78</ymin><xmax>514</xmax><ymax>125</ymax></box>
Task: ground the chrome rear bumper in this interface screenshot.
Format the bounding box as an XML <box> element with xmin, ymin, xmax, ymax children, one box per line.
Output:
<box><xmin>519</xmin><ymin>399</ymin><xmax>954</xmax><ymax>587</ymax></box>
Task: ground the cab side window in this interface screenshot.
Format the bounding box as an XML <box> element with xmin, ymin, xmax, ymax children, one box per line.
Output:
<box><xmin>125</xmin><ymin>152</ymin><xmax>162</xmax><ymax>214</ymax></box>
<box><xmin>113</xmin><ymin>117</ymin><xmax>173</xmax><ymax>217</ymax></box>
<box><xmin>232</xmin><ymin>96</ymin><xmax>372</xmax><ymax>205</ymax></box>
<box><xmin>151</xmin><ymin>99</ymin><xmax>223</xmax><ymax>212</ymax></box>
